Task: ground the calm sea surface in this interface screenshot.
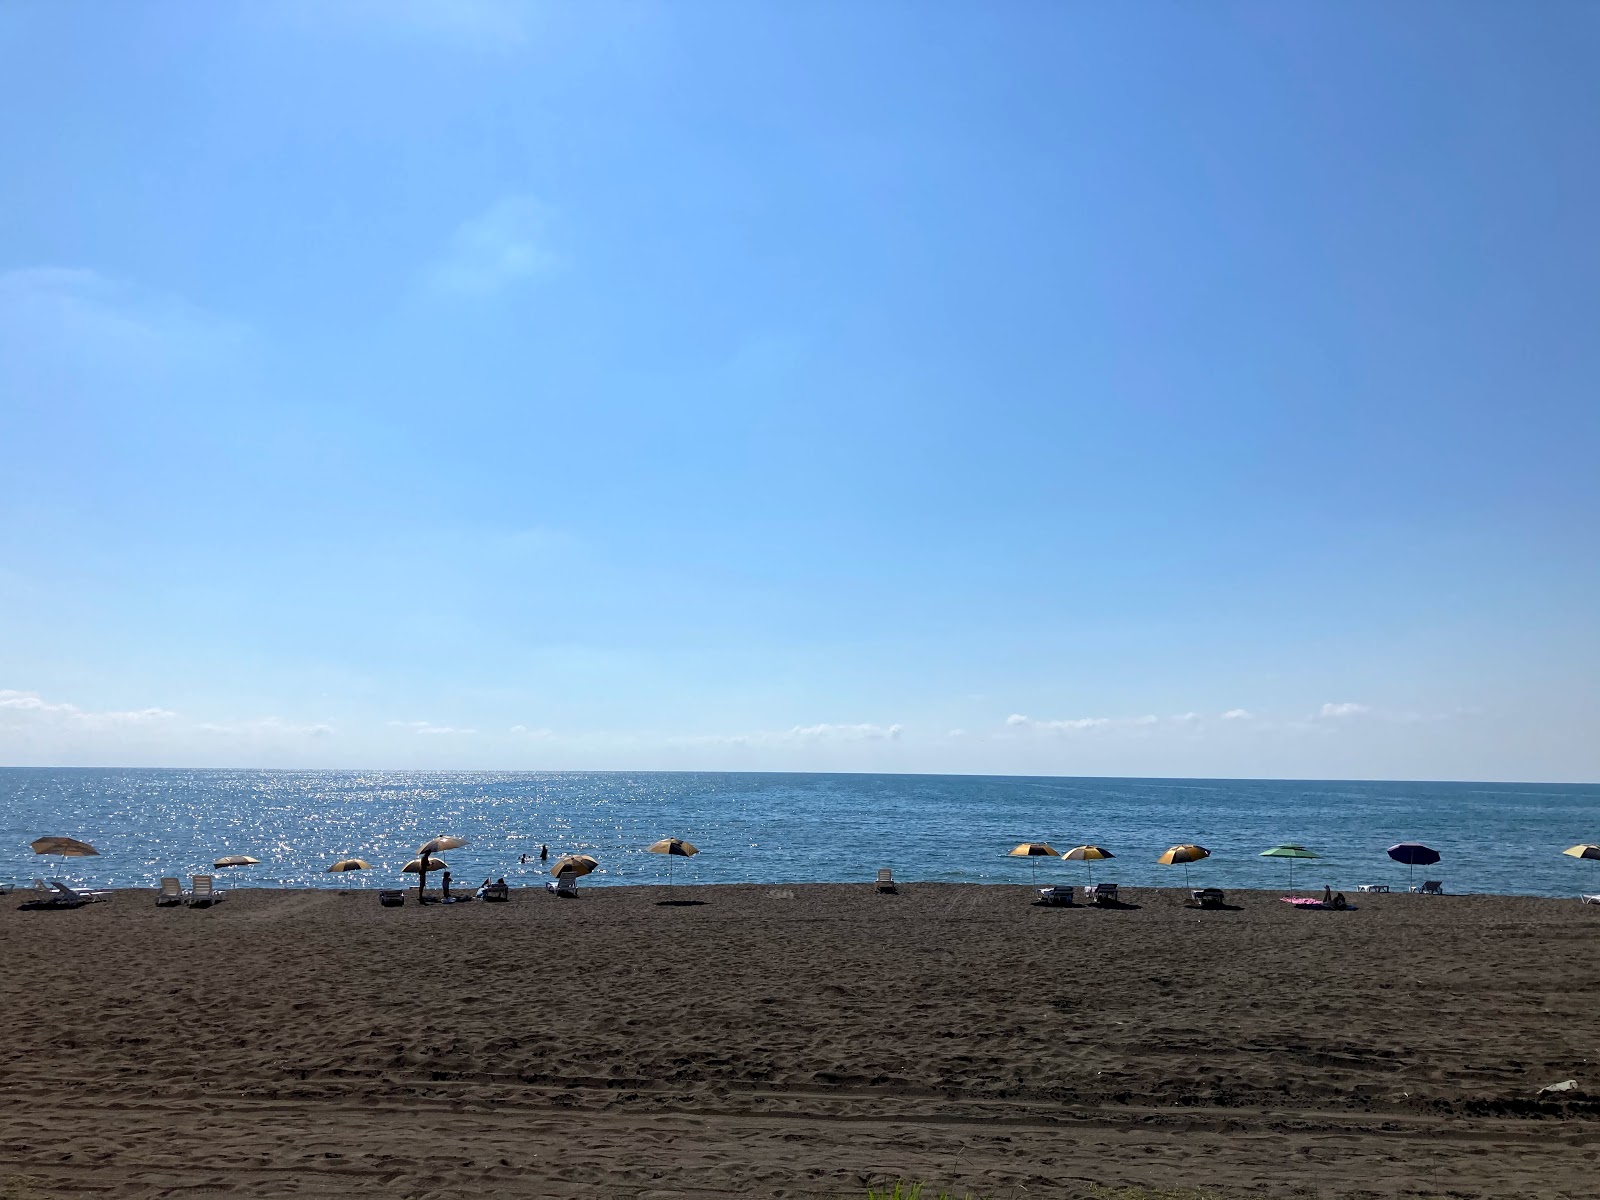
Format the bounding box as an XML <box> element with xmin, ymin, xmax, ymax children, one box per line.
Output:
<box><xmin>2</xmin><ymin>769</ymin><xmax>1596</xmax><ymax>897</ymax></box>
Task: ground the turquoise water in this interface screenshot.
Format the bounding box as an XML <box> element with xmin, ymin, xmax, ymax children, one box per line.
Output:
<box><xmin>2</xmin><ymin>768</ymin><xmax>1596</xmax><ymax>897</ymax></box>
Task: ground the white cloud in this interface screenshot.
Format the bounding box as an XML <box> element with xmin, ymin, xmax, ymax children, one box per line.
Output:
<box><xmin>1318</xmin><ymin>702</ymin><xmax>1371</xmax><ymax>719</ymax></box>
<box><xmin>1221</xmin><ymin>708</ymin><xmax>1253</xmax><ymax>720</ymax></box>
<box><xmin>680</xmin><ymin>722</ymin><xmax>906</xmax><ymax>747</ymax></box>
<box><xmin>508</xmin><ymin>724</ymin><xmax>554</xmax><ymax>739</ymax></box>
<box><xmin>946</xmin><ymin>728</ymin><xmax>967</xmax><ymax>738</ymax></box>
<box><xmin>0</xmin><ymin>689</ymin><xmax>178</xmax><ymax>728</ymax></box>
<box><xmin>389</xmin><ymin>720</ymin><xmax>479</xmax><ymax>736</ymax></box>
<box><xmin>193</xmin><ymin>717</ymin><xmax>334</xmax><ymax>738</ymax></box>
<box><xmin>428</xmin><ymin>195</ymin><xmax>554</xmax><ymax>295</ymax></box>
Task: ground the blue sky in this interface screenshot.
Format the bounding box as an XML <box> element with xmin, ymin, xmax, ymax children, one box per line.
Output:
<box><xmin>1</xmin><ymin>0</ymin><xmax>1596</xmax><ymax>779</ymax></box>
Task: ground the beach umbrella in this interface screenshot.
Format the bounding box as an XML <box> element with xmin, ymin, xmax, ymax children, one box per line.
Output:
<box><xmin>327</xmin><ymin>859</ymin><xmax>372</xmax><ymax>872</ymax></box>
<box><xmin>213</xmin><ymin>855</ymin><xmax>261</xmax><ymax>868</ymax></box>
<box><xmin>1157</xmin><ymin>843</ymin><xmax>1211</xmax><ymax>887</ymax></box>
<box><xmin>411</xmin><ymin>836</ymin><xmax>467</xmax><ymax>898</ymax></box>
<box><xmin>1563</xmin><ymin>844</ymin><xmax>1600</xmax><ymax>861</ymax></box>
<box><xmin>647</xmin><ymin>838</ymin><xmax>698</xmax><ymax>885</ymax></box>
<box><xmin>30</xmin><ymin>836</ymin><xmax>99</xmax><ymax>858</ymax></box>
<box><xmin>551</xmin><ymin>854</ymin><xmax>598</xmax><ymax>878</ymax></box>
<box><xmin>1063</xmin><ymin>844</ymin><xmax>1114</xmax><ymax>884</ymax></box>
<box><xmin>402</xmin><ymin>857</ymin><xmax>447</xmax><ymax>873</ymax></box>
<box><xmin>1260</xmin><ymin>843</ymin><xmax>1319</xmax><ymax>891</ymax></box>
<box><xmin>1007</xmin><ymin>842</ymin><xmax>1060</xmax><ymax>883</ymax></box>
<box><xmin>1386</xmin><ymin>842</ymin><xmax>1441</xmax><ymax>888</ymax></box>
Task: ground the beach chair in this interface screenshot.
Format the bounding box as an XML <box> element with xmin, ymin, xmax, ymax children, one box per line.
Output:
<box><xmin>378</xmin><ymin>889</ymin><xmax>405</xmax><ymax>907</ymax></box>
<box><xmin>1191</xmin><ymin>888</ymin><xmax>1226</xmax><ymax>908</ymax></box>
<box><xmin>1581</xmin><ymin>894</ymin><xmax>1600</xmax><ymax>905</ymax></box>
<box><xmin>1412</xmin><ymin>880</ymin><xmax>1445</xmax><ymax>895</ymax></box>
<box><xmin>481</xmin><ymin>881</ymin><xmax>510</xmax><ymax>902</ymax></box>
<box><xmin>1083</xmin><ymin>883</ymin><xmax>1119</xmax><ymax>906</ymax></box>
<box><xmin>187</xmin><ymin>875</ymin><xmax>224</xmax><ymax>908</ymax></box>
<box><xmin>1037</xmin><ymin>885</ymin><xmax>1073</xmax><ymax>906</ymax></box>
<box><xmin>875</xmin><ymin>868</ymin><xmax>898</xmax><ymax>894</ymax></box>
<box><xmin>156</xmin><ymin>877</ymin><xmax>185</xmax><ymax>907</ymax></box>
<box><xmin>51</xmin><ymin>880</ymin><xmax>111</xmax><ymax>904</ymax></box>
<box><xmin>20</xmin><ymin>880</ymin><xmax>85</xmax><ymax>909</ymax></box>
<box><xmin>546</xmin><ymin>875</ymin><xmax>579</xmax><ymax>897</ymax></box>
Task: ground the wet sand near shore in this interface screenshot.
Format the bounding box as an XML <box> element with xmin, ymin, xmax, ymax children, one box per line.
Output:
<box><xmin>3</xmin><ymin>883</ymin><xmax>1598</xmax><ymax>1199</ymax></box>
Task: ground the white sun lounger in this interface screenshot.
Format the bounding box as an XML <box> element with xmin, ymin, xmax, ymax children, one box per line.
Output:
<box><xmin>187</xmin><ymin>875</ymin><xmax>224</xmax><ymax>907</ymax></box>
<box><xmin>875</xmin><ymin>868</ymin><xmax>898</xmax><ymax>894</ymax></box>
<box><xmin>51</xmin><ymin>880</ymin><xmax>111</xmax><ymax>903</ymax></box>
<box><xmin>1581</xmin><ymin>894</ymin><xmax>1600</xmax><ymax>905</ymax></box>
<box><xmin>546</xmin><ymin>876</ymin><xmax>579</xmax><ymax>897</ymax></box>
<box><xmin>156</xmin><ymin>877</ymin><xmax>185</xmax><ymax>906</ymax></box>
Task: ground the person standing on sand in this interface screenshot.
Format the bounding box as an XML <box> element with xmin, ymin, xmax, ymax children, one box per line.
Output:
<box><xmin>441</xmin><ymin>870</ymin><xmax>452</xmax><ymax>900</ymax></box>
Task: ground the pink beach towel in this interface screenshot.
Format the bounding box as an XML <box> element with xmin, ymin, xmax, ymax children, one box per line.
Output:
<box><xmin>1281</xmin><ymin>897</ymin><xmax>1356</xmax><ymax>910</ymax></box>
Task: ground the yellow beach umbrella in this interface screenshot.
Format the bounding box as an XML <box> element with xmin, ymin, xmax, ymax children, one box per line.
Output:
<box><xmin>1007</xmin><ymin>841</ymin><xmax>1059</xmax><ymax>883</ymax></box>
<box><xmin>418</xmin><ymin>835</ymin><xmax>467</xmax><ymax>856</ymax></box>
<box><xmin>551</xmin><ymin>854</ymin><xmax>598</xmax><ymax>879</ymax></box>
<box><xmin>213</xmin><ymin>855</ymin><xmax>261</xmax><ymax>868</ymax></box>
<box><xmin>1157</xmin><ymin>843</ymin><xmax>1211</xmax><ymax>887</ymax></box>
<box><xmin>1563</xmin><ymin>844</ymin><xmax>1600</xmax><ymax>861</ymax></box>
<box><xmin>647</xmin><ymin>838</ymin><xmax>698</xmax><ymax>885</ymax></box>
<box><xmin>1063</xmin><ymin>844</ymin><xmax>1114</xmax><ymax>883</ymax></box>
<box><xmin>327</xmin><ymin>859</ymin><xmax>372</xmax><ymax>872</ymax></box>
<box><xmin>403</xmin><ymin>857</ymin><xmax>447</xmax><ymax>873</ymax></box>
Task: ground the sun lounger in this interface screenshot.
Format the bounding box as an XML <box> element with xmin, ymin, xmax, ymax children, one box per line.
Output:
<box><xmin>480</xmin><ymin>881</ymin><xmax>510</xmax><ymax>902</ymax></box>
<box><xmin>1190</xmin><ymin>888</ymin><xmax>1226</xmax><ymax>908</ymax></box>
<box><xmin>378</xmin><ymin>889</ymin><xmax>405</xmax><ymax>907</ymax></box>
<box><xmin>187</xmin><ymin>875</ymin><xmax>223</xmax><ymax>908</ymax></box>
<box><xmin>1037</xmin><ymin>885</ymin><xmax>1073</xmax><ymax>906</ymax></box>
<box><xmin>1357</xmin><ymin>884</ymin><xmax>1390</xmax><ymax>893</ymax></box>
<box><xmin>1083</xmin><ymin>883</ymin><xmax>1119</xmax><ymax>906</ymax></box>
<box><xmin>156</xmin><ymin>877</ymin><xmax>185</xmax><ymax>906</ymax></box>
<box><xmin>875</xmin><ymin>868</ymin><xmax>898</xmax><ymax>894</ymax></box>
<box><xmin>1412</xmin><ymin>880</ymin><xmax>1444</xmax><ymax>895</ymax></box>
<box><xmin>1581</xmin><ymin>894</ymin><xmax>1600</xmax><ymax>905</ymax></box>
<box><xmin>51</xmin><ymin>880</ymin><xmax>111</xmax><ymax>903</ymax></box>
<box><xmin>20</xmin><ymin>880</ymin><xmax>88</xmax><ymax>909</ymax></box>
<box><xmin>546</xmin><ymin>876</ymin><xmax>579</xmax><ymax>897</ymax></box>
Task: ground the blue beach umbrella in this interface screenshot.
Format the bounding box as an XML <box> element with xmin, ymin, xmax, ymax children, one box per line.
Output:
<box><xmin>1386</xmin><ymin>842</ymin><xmax>1440</xmax><ymax>889</ymax></box>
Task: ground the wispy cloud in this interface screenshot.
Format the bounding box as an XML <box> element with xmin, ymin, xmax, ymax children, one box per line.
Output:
<box><xmin>389</xmin><ymin>720</ymin><xmax>479</xmax><ymax>736</ymax></box>
<box><xmin>1006</xmin><ymin>713</ymin><xmax>1159</xmax><ymax>734</ymax></box>
<box><xmin>1318</xmin><ymin>702</ymin><xmax>1371</xmax><ymax>719</ymax></box>
<box><xmin>427</xmin><ymin>195</ymin><xmax>554</xmax><ymax>295</ymax></box>
<box><xmin>681</xmin><ymin>722</ymin><xmax>906</xmax><ymax>747</ymax></box>
<box><xmin>194</xmin><ymin>717</ymin><xmax>334</xmax><ymax>738</ymax></box>
<box><xmin>0</xmin><ymin>689</ymin><xmax>178</xmax><ymax>728</ymax></box>
<box><xmin>1221</xmin><ymin>708</ymin><xmax>1254</xmax><ymax>720</ymax></box>
<box><xmin>508</xmin><ymin>724</ymin><xmax>555</xmax><ymax>739</ymax></box>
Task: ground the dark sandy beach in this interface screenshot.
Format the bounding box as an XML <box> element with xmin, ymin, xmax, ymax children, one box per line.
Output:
<box><xmin>4</xmin><ymin>883</ymin><xmax>1598</xmax><ymax>1199</ymax></box>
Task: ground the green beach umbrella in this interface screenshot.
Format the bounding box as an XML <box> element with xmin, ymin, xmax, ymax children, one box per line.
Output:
<box><xmin>1260</xmin><ymin>843</ymin><xmax>1319</xmax><ymax>892</ymax></box>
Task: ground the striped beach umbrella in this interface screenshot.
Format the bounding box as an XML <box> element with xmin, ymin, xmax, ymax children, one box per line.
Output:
<box><xmin>1564</xmin><ymin>844</ymin><xmax>1600</xmax><ymax>861</ymax></box>
<box><xmin>213</xmin><ymin>855</ymin><xmax>261</xmax><ymax>868</ymax></box>
<box><xmin>551</xmin><ymin>854</ymin><xmax>598</xmax><ymax>879</ymax></box>
<box><xmin>1007</xmin><ymin>842</ymin><xmax>1060</xmax><ymax>883</ymax></box>
<box><xmin>647</xmin><ymin>838</ymin><xmax>698</xmax><ymax>885</ymax></box>
<box><xmin>327</xmin><ymin>859</ymin><xmax>372</xmax><ymax>872</ymax></box>
<box><xmin>1063</xmin><ymin>844</ymin><xmax>1114</xmax><ymax>884</ymax></box>
<box><xmin>1157</xmin><ymin>843</ymin><xmax>1210</xmax><ymax>887</ymax></box>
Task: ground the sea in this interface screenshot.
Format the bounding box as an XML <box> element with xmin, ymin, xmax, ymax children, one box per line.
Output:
<box><xmin>2</xmin><ymin>769</ymin><xmax>1596</xmax><ymax>897</ymax></box>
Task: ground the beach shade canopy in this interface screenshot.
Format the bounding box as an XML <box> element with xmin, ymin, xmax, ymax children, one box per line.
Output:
<box><xmin>551</xmin><ymin>854</ymin><xmax>598</xmax><ymax>878</ymax></box>
<box><xmin>1386</xmin><ymin>843</ymin><xmax>1441</xmax><ymax>866</ymax></box>
<box><xmin>1387</xmin><ymin>842</ymin><xmax>1440</xmax><ymax>887</ymax></box>
<box><xmin>402</xmin><ymin>857</ymin><xmax>447</xmax><ymax>873</ymax></box>
<box><xmin>1064</xmin><ymin>844</ymin><xmax>1114</xmax><ymax>883</ymax></box>
<box><xmin>648</xmin><ymin>838</ymin><xmax>697</xmax><ymax>885</ymax></box>
<box><xmin>1261</xmin><ymin>843</ymin><xmax>1319</xmax><ymax>891</ymax></box>
<box><xmin>417</xmin><ymin>835</ymin><xmax>468</xmax><ymax>856</ymax></box>
<box><xmin>327</xmin><ymin>859</ymin><xmax>372</xmax><ymax>872</ymax></box>
<box><xmin>1007</xmin><ymin>841</ymin><xmax>1060</xmax><ymax>883</ymax></box>
<box><xmin>1157</xmin><ymin>843</ymin><xmax>1210</xmax><ymax>886</ymax></box>
<box><xmin>648</xmin><ymin>838</ymin><xmax>698</xmax><ymax>857</ymax></box>
<box><xmin>30</xmin><ymin>836</ymin><xmax>98</xmax><ymax>857</ymax></box>
<box><xmin>213</xmin><ymin>855</ymin><xmax>261</xmax><ymax>868</ymax></box>
<box><xmin>1563</xmin><ymin>844</ymin><xmax>1600</xmax><ymax>861</ymax></box>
